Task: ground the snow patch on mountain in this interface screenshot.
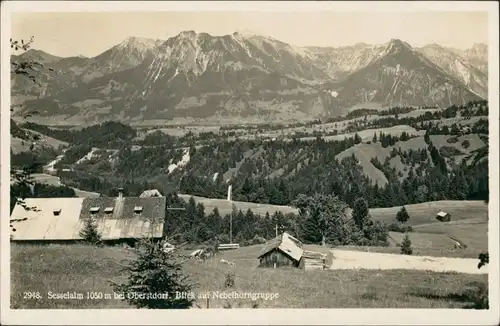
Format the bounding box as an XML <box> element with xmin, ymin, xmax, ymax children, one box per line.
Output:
<box><xmin>454</xmin><ymin>59</ymin><xmax>471</xmax><ymax>85</ymax></box>
<box><xmin>167</xmin><ymin>149</ymin><xmax>191</xmax><ymax>174</ymax></box>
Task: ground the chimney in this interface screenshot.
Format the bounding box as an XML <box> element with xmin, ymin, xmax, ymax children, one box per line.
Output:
<box><xmin>118</xmin><ymin>187</ymin><xmax>124</xmax><ymax>200</ymax></box>
<box><xmin>227</xmin><ymin>184</ymin><xmax>232</xmax><ymax>202</ymax></box>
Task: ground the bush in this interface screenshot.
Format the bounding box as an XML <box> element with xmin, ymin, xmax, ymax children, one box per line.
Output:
<box><xmin>396</xmin><ymin>206</ymin><xmax>410</xmax><ymax>223</ymax></box>
<box><xmin>218</xmin><ymin>234</ymin><xmax>230</xmax><ymax>244</ymax></box>
<box><xmin>465</xmin><ymin>282</ymin><xmax>489</xmax><ymax>309</ymax></box>
<box><xmin>439</xmin><ymin>146</ymin><xmax>465</xmax><ymax>157</ymax></box>
<box><xmin>478</xmin><ymin>252</ymin><xmax>489</xmax><ymax>269</ymax></box>
<box><xmin>400</xmin><ymin>234</ymin><xmax>413</xmax><ymax>255</ymax></box>
<box><xmin>242</xmin><ymin>235</ymin><xmax>267</xmax><ymax>246</ymax></box>
<box><xmin>224</xmin><ymin>272</ymin><xmax>235</xmax><ymax>288</ymax></box>
<box><xmin>388</xmin><ymin>222</ymin><xmax>413</xmax><ymax>233</ymax></box>
<box><xmin>461</xmin><ymin>139</ymin><xmax>471</xmax><ymax>149</ymax></box>
<box><xmin>447</xmin><ymin>136</ymin><xmax>459</xmax><ymax>143</ymax></box>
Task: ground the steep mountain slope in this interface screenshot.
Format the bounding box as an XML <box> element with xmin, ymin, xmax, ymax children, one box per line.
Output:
<box><xmin>11</xmin><ymin>50</ymin><xmax>74</xmax><ymax>104</ymax></box>
<box><xmin>19</xmin><ymin>31</ymin><xmax>338</xmax><ymax>123</ymax></box>
<box><xmin>10</xmin><ymin>37</ymin><xmax>163</xmax><ymax>104</ymax></box>
<box><xmin>324</xmin><ymin>39</ymin><xmax>483</xmax><ymax>110</ymax></box>
<box><xmin>417</xmin><ymin>44</ymin><xmax>488</xmax><ymax>98</ymax></box>
<box><xmin>458</xmin><ymin>43</ymin><xmax>488</xmax><ymax>75</ymax></box>
<box><xmin>12</xmin><ymin>33</ymin><xmax>487</xmax><ymax>124</ymax></box>
<box><xmin>304</xmin><ymin>43</ymin><xmax>387</xmax><ymax>80</ymax></box>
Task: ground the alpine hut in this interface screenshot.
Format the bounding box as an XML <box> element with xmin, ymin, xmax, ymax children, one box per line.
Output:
<box><xmin>436</xmin><ymin>211</ymin><xmax>451</xmax><ymax>222</ymax></box>
<box><xmin>258</xmin><ymin>232</ymin><xmax>303</xmax><ymax>268</ymax></box>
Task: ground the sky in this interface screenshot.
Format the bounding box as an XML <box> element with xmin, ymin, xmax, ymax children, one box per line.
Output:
<box><xmin>11</xmin><ymin>11</ymin><xmax>489</xmax><ymax>58</ymax></box>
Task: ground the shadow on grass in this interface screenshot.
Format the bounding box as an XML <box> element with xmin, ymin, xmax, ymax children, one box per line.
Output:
<box><xmin>409</xmin><ymin>282</ymin><xmax>489</xmax><ymax>309</ymax></box>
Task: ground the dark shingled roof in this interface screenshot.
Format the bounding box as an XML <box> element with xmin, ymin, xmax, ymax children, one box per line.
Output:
<box><xmin>79</xmin><ymin>196</ymin><xmax>167</xmax><ymax>240</ymax></box>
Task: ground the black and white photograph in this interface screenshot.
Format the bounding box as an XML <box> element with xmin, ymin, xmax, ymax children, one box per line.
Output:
<box><xmin>1</xmin><ymin>1</ymin><xmax>499</xmax><ymax>325</ymax></box>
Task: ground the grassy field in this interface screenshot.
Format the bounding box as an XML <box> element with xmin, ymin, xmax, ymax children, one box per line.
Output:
<box><xmin>22</xmin><ymin>173</ymin><xmax>101</xmax><ymax>198</ymax></box>
<box><xmin>413</xmin><ymin>219</ymin><xmax>488</xmax><ymax>253</ymax></box>
<box><xmin>10</xmin><ymin>244</ymin><xmax>488</xmax><ymax>309</ymax></box>
<box><xmin>369</xmin><ymin>200</ymin><xmax>488</xmax><ymax>226</ymax></box>
<box><xmin>11</xmin><ymin>130</ymin><xmax>68</xmax><ymax>154</ymax></box>
<box><xmin>177</xmin><ymin>194</ymin><xmax>299</xmax><ymax>216</ymax></box>
<box><xmin>365</xmin><ymin>200</ymin><xmax>488</xmax><ymax>258</ymax></box>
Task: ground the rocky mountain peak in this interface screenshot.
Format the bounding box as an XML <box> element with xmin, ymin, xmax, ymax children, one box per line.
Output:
<box><xmin>385</xmin><ymin>38</ymin><xmax>413</xmax><ymax>55</ymax></box>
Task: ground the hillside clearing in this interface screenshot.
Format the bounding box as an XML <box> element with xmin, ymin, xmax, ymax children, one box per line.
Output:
<box><xmin>11</xmin><ymin>173</ymin><xmax>101</xmax><ymax>198</ymax></box>
<box><xmin>177</xmin><ymin>194</ymin><xmax>299</xmax><ymax>216</ymax></box>
<box><xmin>11</xmin><ymin>244</ymin><xmax>487</xmax><ymax>309</ymax></box>
<box><xmin>11</xmin><ymin>130</ymin><xmax>68</xmax><ymax>154</ymax></box>
<box><xmin>369</xmin><ymin>200</ymin><xmax>488</xmax><ymax>226</ymax></box>
<box><xmin>413</xmin><ymin>220</ymin><xmax>488</xmax><ymax>254</ymax></box>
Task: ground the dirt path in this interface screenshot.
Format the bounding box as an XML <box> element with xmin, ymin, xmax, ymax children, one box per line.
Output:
<box><xmin>329</xmin><ymin>249</ymin><xmax>487</xmax><ymax>274</ymax></box>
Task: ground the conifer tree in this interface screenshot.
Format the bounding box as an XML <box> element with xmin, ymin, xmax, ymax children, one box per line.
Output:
<box><xmin>400</xmin><ymin>234</ymin><xmax>413</xmax><ymax>255</ymax></box>
<box><xmin>79</xmin><ymin>217</ymin><xmax>102</xmax><ymax>245</ymax></box>
<box><xmin>113</xmin><ymin>238</ymin><xmax>194</xmax><ymax>309</ymax></box>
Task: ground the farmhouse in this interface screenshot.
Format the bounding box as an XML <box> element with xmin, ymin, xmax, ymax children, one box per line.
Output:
<box><xmin>10</xmin><ymin>191</ymin><xmax>166</xmax><ymax>244</ymax></box>
<box><xmin>436</xmin><ymin>211</ymin><xmax>451</xmax><ymax>222</ymax></box>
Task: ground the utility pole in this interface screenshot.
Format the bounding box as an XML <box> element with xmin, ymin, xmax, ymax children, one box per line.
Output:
<box><xmin>230</xmin><ymin>214</ymin><xmax>233</xmax><ymax>244</ymax></box>
<box><xmin>227</xmin><ymin>183</ymin><xmax>233</xmax><ymax>244</ymax></box>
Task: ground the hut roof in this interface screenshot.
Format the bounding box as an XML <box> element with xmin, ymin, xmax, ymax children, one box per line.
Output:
<box><xmin>10</xmin><ymin>196</ymin><xmax>167</xmax><ymax>241</ymax></box>
<box><xmin>437</xmin><ymin>211</ymin><xmax>450</xmax><ymax>217</ymax></box>
<box><xmin>80</xmin><ymin>196</ymin><xmax>166</xmax><ymax>239</ymax></box>
<box><xmin>258</xmin><ymin>232</ymin><xmax>303</xmax><ymax>262</ymax></box>
<box><xmin>10</xmin><ymin>198</ymin><xmax>85</xmax><ymax>241</ymax></box>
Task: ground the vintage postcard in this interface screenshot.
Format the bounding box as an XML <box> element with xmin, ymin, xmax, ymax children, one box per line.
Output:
<box><xmin>1</xmin><ymin>1</ymin><xmax>499</xmax><ymax>325</ymax></box>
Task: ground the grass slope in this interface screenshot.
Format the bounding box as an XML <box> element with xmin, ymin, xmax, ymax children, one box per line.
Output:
<box><xmin>177</xmin><ymin>194</ymin><xmax>299</xmax><ymax>216</ymax></box>
<box><xmin>369</xmin><ymin>200</ymin><xmax>488</xmax><ymax>227</ymax></box>
<box><xmin>11</xmin><ymin>129</ymin><xmax>68</xmax><ymax>155</ymax></box>
<box><xmin>11</xmin><ymin>244</ymin><xmax>487</xmax><ymax>309</ymax></box>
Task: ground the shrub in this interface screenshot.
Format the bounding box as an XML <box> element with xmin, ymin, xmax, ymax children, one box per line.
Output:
<box><xmin>396</xmin><ymin>206</ymin><xmax>410</xmax><ymax>223</ymax></box>
<box><xmin>447</xmin><ymin>136</ymin><xmax>459</xmax><ymax>143</ymax></box>
<box><xmin>462</xmin><ymin>140</ymin><xmax>471</xmax><ymax>149</ymax></box>
<box><xmin>224</xmin><ymin>272</ymin><xmax>235</xmax><ymax>288</ymax></box>
<box><xmin>400</xmin><ymin>234</ymin><xmax>413</xmax><ymax>255</ymax></box>
<box><xmin>439</xmin><ymin>146</ymin><xmax>465</xmax><ymax>157</ymax></box>
<box><xmin>478</xmin><ymin>252</ymin><xmax>489</xmax><ymax>269</ymax></box>
<box><xmin>251</xmin><ymin>235</ymin><xmax>267</xmax><ymax>245</ymax></box>
<box><xmin>465</xmin><ymin>282</ymin><xmax>489</xmax><ymax>309</ymax></box>
<box><xmin>388</xmin><ymin>222</ymin><xmax>413</xmax><ymax>233</ymax></box>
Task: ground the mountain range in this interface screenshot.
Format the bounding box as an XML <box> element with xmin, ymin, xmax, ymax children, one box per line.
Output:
<box><xmin>11</xmin><ymin>31</ymin><xmax>488</xmax><ymax>125</ymax></box>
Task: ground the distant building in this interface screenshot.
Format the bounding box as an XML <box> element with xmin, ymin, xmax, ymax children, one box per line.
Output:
<box><xmin>436</xmin><ymin>211</ymin><xmax>451</xmax><ymax>222</ymax></box>
<box><xmin>139</xmin><ymin>189</ymin><xmax>163</xmax><ymax>198</ymax></box>
<box><xmin>10</xmin><ymin>189</ymin><xmax>166</xmax><ymax>244</ymax></box>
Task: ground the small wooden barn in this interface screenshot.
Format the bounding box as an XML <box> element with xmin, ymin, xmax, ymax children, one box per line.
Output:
<box><xmin>436</xmin><ymin>211</ymin><xmax>451</xmax><ymax>222</ymax></box>
<box><xmin>258</xmin><ymin>233</ymin><xmax>331</xmax><ymax>270</ymax></box>
<box><xmin>258</xmin><ymin>233</ymin><xmax>303</xmax><ymax>268</ymax></box>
